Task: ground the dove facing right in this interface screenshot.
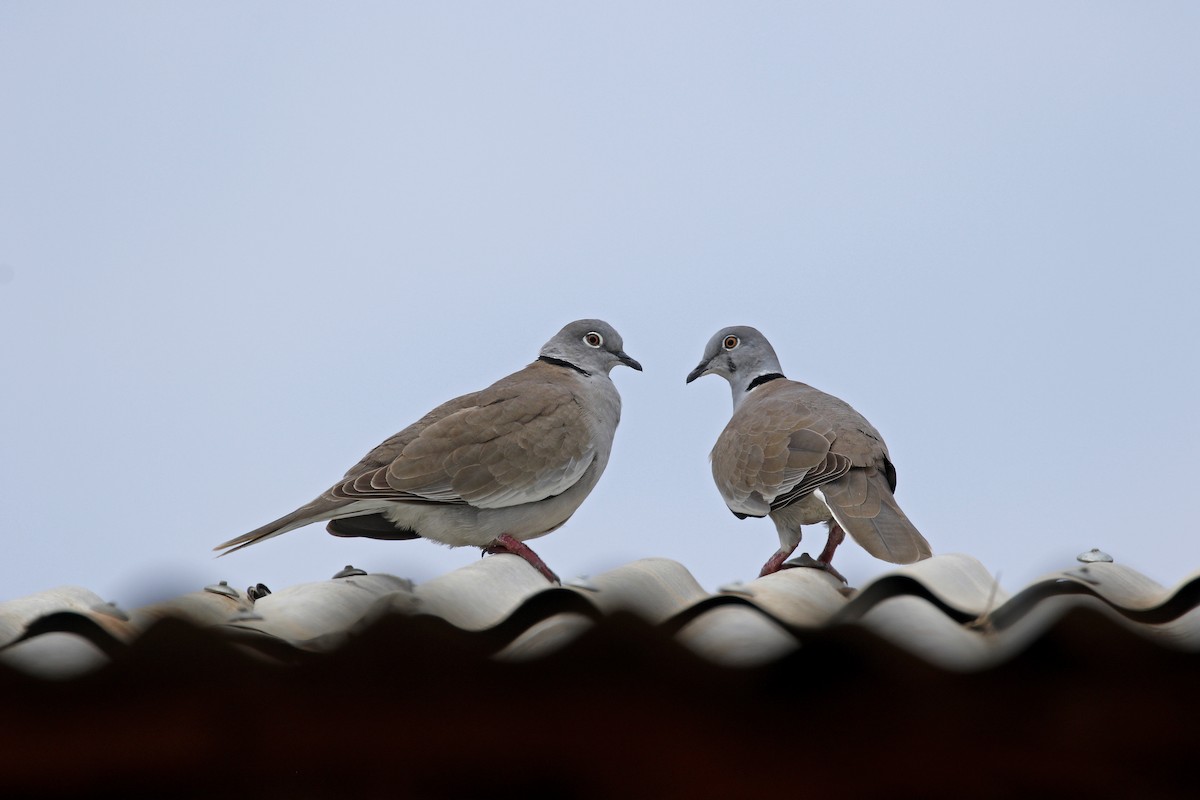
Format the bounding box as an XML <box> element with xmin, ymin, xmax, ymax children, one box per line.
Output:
<box><xmin>214</xmin><ymin>319</ymin><xmax>642</xmax><ymax>584</ymax></box>
<box><xmin>687</xmin><ymin>326</ymin><xmax>931</xmax><ymax>582</ymax></box>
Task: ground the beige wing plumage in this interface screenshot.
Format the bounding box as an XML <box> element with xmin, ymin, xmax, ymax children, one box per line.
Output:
<box><xmin>711</xmin><ymin>384</ymin><xmax>851</xmax><ymax>518</ymax></box>
<box><xmin>329</xmin><ymin>372</ymin><xmax>596</xmax><ymax>509</ymax></box>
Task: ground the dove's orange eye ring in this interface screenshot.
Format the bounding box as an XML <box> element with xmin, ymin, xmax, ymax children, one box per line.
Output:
<box><xmin>723</xmin><ymin>335</ymin><xmax>739</xmax><ymax>350</ymax></box>
<box><xmin>584</xmin><ymin>332</ymin><xmax>603</xmax><ymax>348</ymax></box>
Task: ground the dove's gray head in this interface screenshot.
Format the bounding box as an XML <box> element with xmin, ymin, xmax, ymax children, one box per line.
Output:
<box><xmin>540</xmin><ymin>319</ymin><xmax>643</xmax><ymax>376</ymax></box>
<box><xmin>686</xmin><ymin>325</ymin><xmax>784</xmax><ymax>405</ymax></box>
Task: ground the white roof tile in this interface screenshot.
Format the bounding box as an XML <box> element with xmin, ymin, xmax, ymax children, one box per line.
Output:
<box><xmin>4</xmin><ymin>552</ymin><xmax>1199</xmax><ymax>679</ymax></box>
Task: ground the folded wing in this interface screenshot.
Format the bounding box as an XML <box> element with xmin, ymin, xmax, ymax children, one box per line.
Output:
<box><xmin>330</xmin><ymin>378</ymin><xmax>595</xmax><ymax>509</ymax></box>
<box><xmin>711</xmin><ymin>389</ymin><xmax>848</xmax><ymax>517</ymax></box>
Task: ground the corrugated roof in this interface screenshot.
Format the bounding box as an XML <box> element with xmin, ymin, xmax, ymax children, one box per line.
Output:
<box><xmin>4</xmin><ymin>551</ymin><xmax>1200</xmax><ymax>797</ymax></box>
<box><xmin>5</xmin><ymin>551</ymin><xmax>1200</xmax><ymax>678</ymax></box>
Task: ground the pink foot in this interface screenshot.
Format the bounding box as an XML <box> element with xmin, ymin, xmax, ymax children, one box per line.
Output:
<box><xmin>759</xmin><ymin>550</ymin><xmax>848</xmax><ymax>584</ymax></box>
<box><xmin>811</xmin><ymin>524</ymin><xmax>848</xmax><ymax>583</ymax></box>
<box><xmin>483</xmin><ymin>534</ymin><xmax>560</xmax><ymax>584</ymax></box>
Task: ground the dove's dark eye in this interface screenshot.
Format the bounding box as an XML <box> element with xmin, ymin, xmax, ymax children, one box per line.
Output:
<box><xmin>723</xmin><ymin>335</ymin><xmax>739</xmax><ymax>350</ymax></box>
<box><xmin>584</xmin><ymin>332</ymin><xmax>603</xmax><ymax>348</ymax></box>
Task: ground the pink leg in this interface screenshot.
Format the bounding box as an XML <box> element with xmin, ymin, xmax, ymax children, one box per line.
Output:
<box><xmin>758</xmin><ymin>526</ymin><xmax>848</xmax><ymax>583</ymax></box>
<box><xmin>759</xmin><ymin>544</ymin><xmax>799</xmax><ymax>577</ymax></box>
<box><xmin>814</xmin><ymin>525</ymin><xmax>848</xmax><ymax>583</ymax></box>
<box><xmin>483</xmin><ymin>534</ymin><xmax>560</xmax><ymax>584</ymax></box>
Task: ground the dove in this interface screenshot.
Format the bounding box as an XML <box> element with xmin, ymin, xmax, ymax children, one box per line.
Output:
<box><xmin>686</xmin><ymin>326</ymin><xmax>931</xmax><ymax>582</ymax></box>
<box><xmin>215</xmin><ymin>319</ymin><xmax>642</xmax><ymax>583</ymax></box>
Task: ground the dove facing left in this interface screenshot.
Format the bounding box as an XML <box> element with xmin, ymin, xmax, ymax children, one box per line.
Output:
<box><xmin>687</xmin><ymin>325</ymin><xmax>931</xmax><ymax>583</ymax></box>
<box><xmin>214</xmin><ymin>319</ymin><xmax>642</xmax><ymax>583</ymax></box>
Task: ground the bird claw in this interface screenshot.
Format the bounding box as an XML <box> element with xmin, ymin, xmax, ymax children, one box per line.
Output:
<box><xmin>785</xmin><ymin>552</ymin><xmax>848</xmax><ymax>584</ymax></box>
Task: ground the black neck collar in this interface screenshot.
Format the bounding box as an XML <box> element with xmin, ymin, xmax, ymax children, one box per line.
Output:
<box><xmin>746</xmin><ymin>372</ymin><xmax>785</xmax><ymax>391</ymax></box>
<box><xmin>538</xmin><ymin>355</ymin><xmax>591</xmax><ymax>377</ymax></box>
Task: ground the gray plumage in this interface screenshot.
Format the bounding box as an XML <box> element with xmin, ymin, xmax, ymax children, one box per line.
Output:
<box><xmin>215</xmin><ymin>319</ymin><xmax>642</xmax><ymax>582</ymax></box>
<box><xmin>686</xmin><ymin>325</ymin><xmax>931</xmax><ymax>580</ymax></box>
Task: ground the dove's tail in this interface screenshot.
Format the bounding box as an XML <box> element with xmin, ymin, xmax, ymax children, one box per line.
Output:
<box><xmin>815</xmin><ymin>469</ymin><xmax>932</xmax><ymax>564</ymax></box>
<box><xmin>213</xmin><ymin>499</ymin><xmax>391</xmax><ymax>556</ymax></box>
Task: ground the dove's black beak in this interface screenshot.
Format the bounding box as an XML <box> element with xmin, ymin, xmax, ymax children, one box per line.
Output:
<box><xmin>617</xmin><ymin>351</ymin><xmax>643</xmax><ymax>371</ymax></box>
<box><xmin>685</xmin><ymin>360</ymin><xmax>710</xmax><ymax>384</ymax></box>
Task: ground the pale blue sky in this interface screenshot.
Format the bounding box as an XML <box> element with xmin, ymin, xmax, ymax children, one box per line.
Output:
<box><xmin>2</xmin><ymin>3</ymin><xmax>1197</xmax><ymax>606</ymax></box>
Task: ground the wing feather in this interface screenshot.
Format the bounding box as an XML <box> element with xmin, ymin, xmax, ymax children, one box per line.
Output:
<box><xmin>711</xmin><ymin>382</ymin><xmax>841</xmax><ymax>517</ymax></box>
<box><xmin>330</xmin><ymin>364</ymin><xmax>595</xmax><ymax>509</ymax></box>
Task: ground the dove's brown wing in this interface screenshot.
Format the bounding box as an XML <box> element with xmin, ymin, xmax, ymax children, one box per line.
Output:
<box><xmin>328</xmin><ymin>361</ymin><xmax>596</xmax><ymax>509</ymax></box>
<box><xmin>710</xmin><ymin>381</ymin><xmax>851</xmax><ymax>518</ymax></box>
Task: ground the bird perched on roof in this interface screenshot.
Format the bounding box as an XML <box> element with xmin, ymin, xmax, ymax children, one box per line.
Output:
<box><xmin>215</xmin><ymin>319</ymin><xmax>642</xmax><ymax>583</ymax></box>
<box><xmin>686</xmin><ymin>326</ymin><xmax>931</xmax><ymax>582</ymax></box>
